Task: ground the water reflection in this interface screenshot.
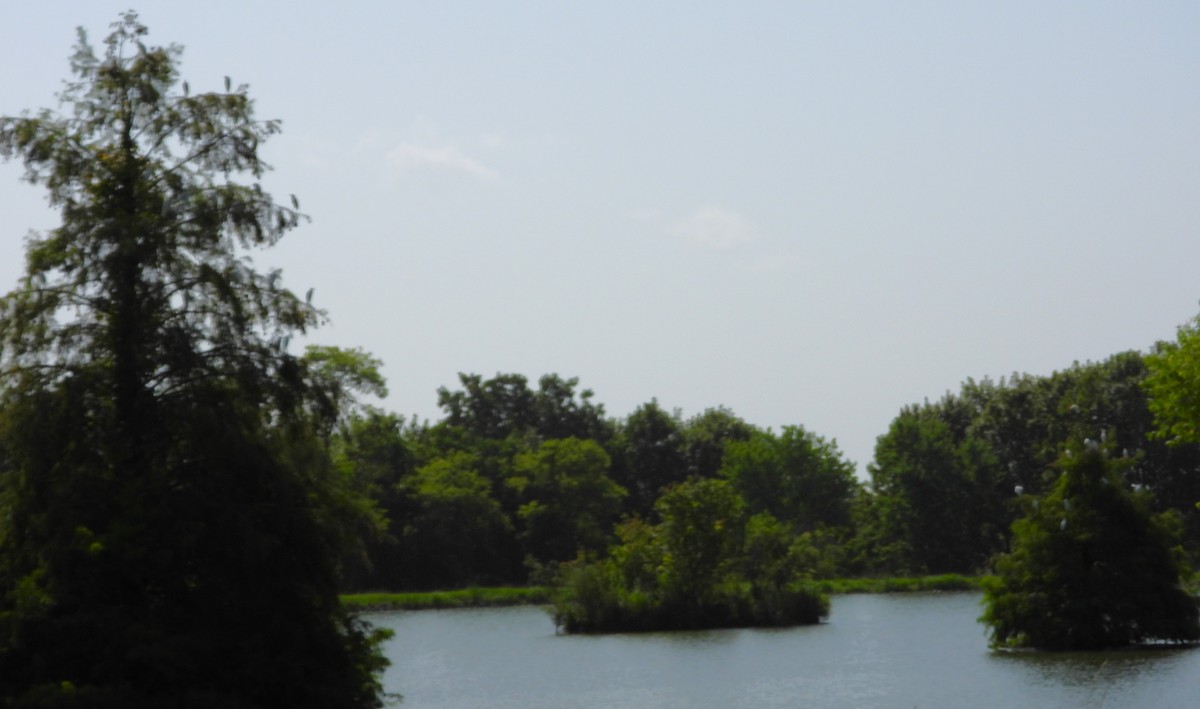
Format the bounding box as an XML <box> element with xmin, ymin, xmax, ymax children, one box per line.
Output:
<box><xmin>988</xmin><ymin>644</ymin><xmax>1197</xmax><ymax>708</ymax></box>
<box><xmin>994</xmin><ymin>645</ymin><xmax>1194</xmax><ymax>686</ymax></box>
<box><xmin>368</xmin><ymin>594</ymin><xmax>1200</xmax><ymax>709</ymax></box>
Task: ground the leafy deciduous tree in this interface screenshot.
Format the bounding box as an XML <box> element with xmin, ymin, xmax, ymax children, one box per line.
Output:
<box><xmin>1145</xmin><ymin>316</ymin><xmax>1200</xmax><ymax>449</ymax></box>
<box><xmin>508</xmin><ymin>438</ymin><xmax>626</xmax><ymax>563</ymax></box>
<box><xmin>303</xmin><ymin>345</ymin><xmax>388</xmax><ymax>437</ymax></box>
<box><xmin>654</xmin><ymin>478</ymin><xmax>744</xmax><ymax>607</ymax></box>
<box><xmin>868</xmin><ymin>406</ymin><xmax>1001</xmax><ymax>574</ymax></box>
<box><xmin>721</xmin><ymin>426</ymin><xmax>858</xmax><ymax>533</ymax></box>
<box><xmin>680</xmin><ymin>406</ymin><xmax>756</xmax><ymax>480</ymax></box>
<box><xmin>398</xmin><ymin>452</ymin><xmax>515</xmax><ymax>588</ymax></box>
<box><xmin>610</xmin><ymin>400</ymin><xmax>687</xmax><ymax>518</ymax></box>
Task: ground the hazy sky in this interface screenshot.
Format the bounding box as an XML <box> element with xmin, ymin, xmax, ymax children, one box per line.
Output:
<box><xmin>3</xmin><ymin>2</ymin><xmax>1198</xmax><ymax>475</ymax></box>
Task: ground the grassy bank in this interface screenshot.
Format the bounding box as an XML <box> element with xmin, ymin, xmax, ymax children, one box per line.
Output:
<box><xmin>816</xmin><ymin>574</ymin><xmax>986</xmax><ymax>594</ymax></box>
<box><xmin>343</xmin><ymin>575</ymin><xmax>988</xmax><ymax>612</ymax></box>
<box><xmin>342</xmin><ymin>586</ymin><xmax>553</xmax><ymax>611</ymax></box>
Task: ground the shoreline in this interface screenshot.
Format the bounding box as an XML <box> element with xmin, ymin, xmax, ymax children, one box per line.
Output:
<box><xmin>342</xmin><ymin>574</ymin><xmax>988</xmax><ymax>612</ymax></box>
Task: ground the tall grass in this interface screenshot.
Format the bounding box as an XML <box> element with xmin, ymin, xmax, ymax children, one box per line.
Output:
<box><xmin>342</xmin><ymin>586</ymin><xmax>553</xmax><ymax>611</ymax></box>
<box><xmin>816</xmin><ymin>574</ymin><xmax>984</xmax><ymax>594</ymax></box>
<box><xmin>342</xmin><ymin>575</ymin><xmax>988</xmax><ymax>613</ymax></box>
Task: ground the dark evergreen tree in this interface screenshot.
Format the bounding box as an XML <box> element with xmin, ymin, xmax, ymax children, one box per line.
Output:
<box><xmin>0</xmin><ymin>14</ymin><xmax>388</xmax><ymax>707</ymax></box>
<box><xmin>981</xmin><ymin>443</ymin><xmax>1199</xmax><ymax>649</ymax></box>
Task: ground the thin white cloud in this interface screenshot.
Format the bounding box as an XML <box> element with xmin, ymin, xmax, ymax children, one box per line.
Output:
<box><xmin>387</xmin><ymin>143</ymin><xmax>498</xmax><ymax>180</ymax></box>
<box><xmin>670</xmin><ymin>206</ymin><xmax>757</xmax><ymax>249</ymax></box>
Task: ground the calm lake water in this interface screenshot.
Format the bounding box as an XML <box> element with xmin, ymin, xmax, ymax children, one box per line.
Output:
<box><xmin>366</xmin><ymin>592</ymin><xmax>1199</xmax><ymax>709</ymax></box>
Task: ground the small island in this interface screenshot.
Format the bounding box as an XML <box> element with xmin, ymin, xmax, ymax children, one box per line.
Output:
<box><xmin>982</xmin><ymin>442</ymin><xmax>1200</xmax><ymax>650</ymax></box>
<box><xmin>551</xmin><ymin>478</ymin><xmax>830</xmax><ymax>633</ymax></box>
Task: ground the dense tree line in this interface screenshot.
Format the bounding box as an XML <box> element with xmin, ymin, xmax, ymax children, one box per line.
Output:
<box><xmin>858</xmin><ymin>350</ymin><xmax>1200</xmax><ymax>577</ymax></box>
<box><xmin>336</xmin><ymin>347</ymin><xmax>1200</xmax><ymax>642</ymax></box>
<box><xmin>334</xmin><ymin>345</ymin><xmax>1200</xmax><ymax>597</ymax></box>
<box><xmin>333</xmin><ymin>372</ymin><xmax>856</xmax><ymax>590</ymax></box>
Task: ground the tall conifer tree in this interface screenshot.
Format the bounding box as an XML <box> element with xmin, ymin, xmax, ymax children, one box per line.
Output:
<box><xmin>982</xmin><ymin>443</ymin><xmax>1199</xmax><ymax>649</ymax></box>
<box><xmin>0</xmin><ymin>14</ymin><xmax>388</xmax><ymax>707</ymax></box>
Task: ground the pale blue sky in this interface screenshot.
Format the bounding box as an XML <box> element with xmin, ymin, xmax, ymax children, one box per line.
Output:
<box><xmin>3</xmin><ymin>2</ymin><xmax>1198</xmax><ymax>475</ymax></box>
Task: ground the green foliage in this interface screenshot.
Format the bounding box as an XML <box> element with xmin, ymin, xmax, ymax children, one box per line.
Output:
<box><xmin>815</xmin><ymin>574</ymin><xmax>981</xmax><ymax>594</ymax></box>
<box><xmin>608</xmin><ymin>518</ymin><xmax>664</xmax><ymax>591</ymax></box>
<box><xmin>0</xmin><ymin>15</ymin><xmax>387</xmax><ymax>707</ymax></box>
<box><xmin>655</xmin><ymin>478</ymin><xmax>745</xmax><ymax>605</ymax></box>
<box><xmin>437</xmin><ymin>373</ymin><xmax>538</xmax><ymax>440</ymax></box>
<box><xmin>680</xmin><ymin>406</ymin><xmax>756</xmax><ymax>479</ymax></box>
<box><xmin>855</xmin><ymin>350</ymin><xmax>1200</xmax><ymax>577</ymax></box>
<box><xmin>509</xmin><ymin>438</ymin><xmax>626</xmax><ymax>563</ymax></box>
<box><xmin>333</xmin><ymin>411</ymin><xmax>415</xmax><ymax>504</ymax></box>
<box><xmin>281</xmin><ymin>324</ymin><xmax>1200</xmax><ymax>606</ymax></box>
<box><xmin>330</xmin><ymin>372</ymin><xmax>620</xmax><ymax>590</ymax></box>
<box><xmin>396</xmin><ymin>452</ymin><xmax>515</xmax><ymax>588</ymax></box>
<box><xmin>329</xmin><ymin>410</ymin><xmax>417</xmax><ymax>590</ymax></box>
<box><xmin>551</xmin><ymin>479</ymin><xmax>829</xmax><ymax>633</ymax></box>
<box><xmin>741</xmin><ymin>512</ymin><xmax>835</xmax><ymax>621</ymax></box>
<box><xmin>981</xmin><ymin>444</ymin><xmax>1200</xmax><ymax>649</ymax></box>
<box><xmin>531</xmin><ymin>374</ymin><xmax>611</xmax><ymax>442</ymax></box>
<box><xmin>303</xmin><ymin>345</ymin><xmax>388</xmax><ymax>436</ymax></box>
<box><xmin>334</xmin><ymin>376</ymin><xmax>865</xmax><ymax>592</ymax></box>
<box><xmin>609</xmin><ymin>400</ymin><xmax>688</xmax><ymax>517</ymax></box>
<box><xmin>1145</xmin><ymin>315</ymin><xmax>1200</xmax><ymax>449</ymax></box>
<box><xmin>866</xmin><ymin>406</ymin><xmax>1003</xmax><ymax>574</ymax></box>
<box><xmin>721</xmin><ymin>426</ymin><xmax>858</xmax><ymax>533</ymax></box>
<box><xmin>743</xmin><ymin>512</ymin><xmax>800</xmax><ymax>588</ymax></box>
<box><xmin>342</xmin><ymin>586</ymin><xmax>552</xmax><ymax>611</ymax></box>
<box><xmin>436</xmin><ymin>372</ymin><xmax>609</xmax><ymax>443</ymax></box>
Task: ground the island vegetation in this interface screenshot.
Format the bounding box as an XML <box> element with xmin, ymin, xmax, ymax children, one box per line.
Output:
<box><xmin>3</xmin><ymin>16</ymin><xmax>1200</xmax><ymax>709</ymax></box>
<box><xmin>982</xmin><ymin>442</ymin><xmax>1200</xmax><ymax>649</ymax></box>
